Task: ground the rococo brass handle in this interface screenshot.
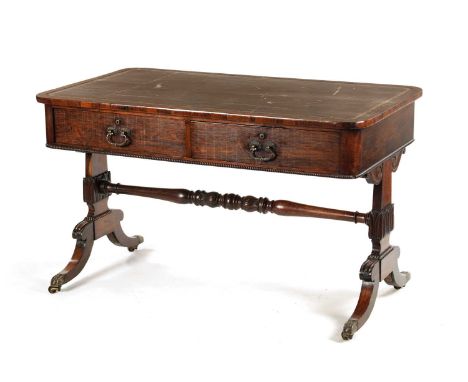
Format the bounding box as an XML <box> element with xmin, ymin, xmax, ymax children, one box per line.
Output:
<box><xmin>106</xmin><ymin>118</ymin><xmax>131</xmax><ymax>147</ymax></box>
<box><xmin>248</xmin><ymin>139</ymin><xmax>277</xmax><ymax>162</ymax></box>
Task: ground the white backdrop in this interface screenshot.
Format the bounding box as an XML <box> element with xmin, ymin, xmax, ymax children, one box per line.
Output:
<box><xmin>1</xmin><ymin>1</ymin><xmax>466</xmax><ymax>381</ymax></box>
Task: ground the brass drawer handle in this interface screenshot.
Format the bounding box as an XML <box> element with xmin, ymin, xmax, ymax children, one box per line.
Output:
<box><xmin>106</xmin><ymin>118</ymin><xmax>131</xmax><ymax>147</ymax></box>
<box><xmin>248</xmin><ymin>139</ymin><xmax>277</xmax><ymax>162</ymax></box>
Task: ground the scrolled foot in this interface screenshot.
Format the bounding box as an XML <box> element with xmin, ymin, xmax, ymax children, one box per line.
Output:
<box><xmin>103</xmin><ymin>211</ymin><xmax>144</xmax><ymax>251</ymax></box>
<box><xmin>385</xmin><ymin>270</ymin><xmax>411</xmax><ymax>290</ymax></box>
<box><xmin>128</xmin><ymin>235</ymin><xmax>144</xmax><ymax>252</ymax></box>
<box><xmin>341</xmin><ymin>319</ymin><xmax>358</xmax><ymax>340</ymax></box>
<box><xmin>342</xmin><ymin>279</ymin><xmax>379</xmax><ymax>340</ymax></box>
<box><xmin>381</xmin><ymin>247</ymin><xmax>411</xmax><ymax>290</ymax></box>
<box><xmin>47</xmin><ymin>220</ymin><xmax>94</xmax><ymax>294</ymax></box>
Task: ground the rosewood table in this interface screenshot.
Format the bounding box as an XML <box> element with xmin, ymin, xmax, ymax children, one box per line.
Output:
<box><xmin>37</xmin><ymin>68</ymin><xmax>422</xmax><ymax>340</ymax></box>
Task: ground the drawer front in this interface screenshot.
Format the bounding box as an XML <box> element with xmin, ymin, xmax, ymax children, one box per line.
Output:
<box><xmin>53</xmin><ymin>108</ymin><xmax>186</xmax><ymax>158</ymax></box>
<box><xmin>191</xmin><ymin>122</ymin><xmax>341</xmax><ymax>174</ymax></box>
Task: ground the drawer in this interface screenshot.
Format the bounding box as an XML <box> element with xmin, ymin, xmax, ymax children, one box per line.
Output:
<box><xmin>190</xmin><ymin>121</ymin><xmax>341</xmax><ymax>174</ymax></box>
<box><xmin>53</xmin><ymin>108</ymin><xmax>186</xmax><ymax>158</ymax></box>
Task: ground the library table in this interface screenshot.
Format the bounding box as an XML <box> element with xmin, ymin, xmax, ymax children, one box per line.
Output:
<box><xmin>37</xmin><ymin>68</ymin><xmax>422</xmax><ymax>340</ymax></box>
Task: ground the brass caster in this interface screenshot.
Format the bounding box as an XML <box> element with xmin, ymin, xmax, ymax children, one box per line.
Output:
<box><xmin>128</xmin><ymin>235</ymin><xmax>144</xmax><ymax>252</ymax></box>
<box><xmin>49</xmin><ymin>274</ymin><xmax>65</xmax><ymax>294</ymax></box>
<box><xmin>394</xmin><ymin>271</ymin><xmax>411</xmax><ymax>289</ymax></box>
<box><xmin>387</xmin><ymin>271</ymin><xmax>411</xmax><ymax>290</ymax></box>
<box><xmin>341</xmin><ymin>319</ymin><xmax>358</xmax><ymax>340</ymax></box>
<box><xmin>48</xmin><ymin>285</ymin><xmax>61</xmax><ymax>294</ymax></box>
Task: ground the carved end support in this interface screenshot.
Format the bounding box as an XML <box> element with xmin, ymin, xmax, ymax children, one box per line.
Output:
<box><xmin>365</xmin><ymin>204</ymin><xmax>394</xmax><ymax>242</ymax></box>
<box><xmin>365</xmin><ymin>148</ymin><xmax>405</xmax><ymax>185</ymax></box>
<box><xmin>83</xmin><ymin>171</ymin><xmax>111</xmax><ymax>204</ymax></box>
<box><xmin>391</xmin><ymin>148</ymin><xmax>405</xmax><ymax>172</ymax></box>
<box><xmin>360</xmin><ymin>204</ymin><xmax>395</xmax><ymax>282</ymax></box>
<box><xmin>365</xmin><ymin>163</ymin><xmax>383</xmax><ymax>185</ymax></box>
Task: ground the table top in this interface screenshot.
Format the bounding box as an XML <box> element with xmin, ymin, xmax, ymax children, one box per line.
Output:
<box><xmin>37</xmin><ymin>68</ymin><xmax>422</xmax><ymax>129</ymax></box>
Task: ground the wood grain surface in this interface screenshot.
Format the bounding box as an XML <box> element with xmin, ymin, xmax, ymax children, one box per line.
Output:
<box><xmin>37</xmin><ymin>68</ymin><xmax>422</xmax><ymax>129</ymax></box>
